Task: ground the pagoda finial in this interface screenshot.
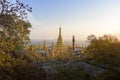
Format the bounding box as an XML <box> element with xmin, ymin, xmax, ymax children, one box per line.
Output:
<box><xmin>59</xmin><ymin>24</ymin><xmax>61</xmax><ymax>35</ymax></box>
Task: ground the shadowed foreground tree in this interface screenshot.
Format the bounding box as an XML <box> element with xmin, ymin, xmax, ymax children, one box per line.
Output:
<box><xmin>0</xmin><ymin>0</ymin><xmax>32</xmax><ymax>18</ymax></box>
<box><xmin>0</xmin><ymin>0</ymin><xmax>47</xmax><ymax>80</ymax></box>
<box><xmin>0</xmin><ymin>53</ymin><xmax>46</xmax><ymax>80</ymax></box>
<box><xmin>0</xmin><ymin>0</ymin><xmax>32</xmax><ymax>56</ymax></box>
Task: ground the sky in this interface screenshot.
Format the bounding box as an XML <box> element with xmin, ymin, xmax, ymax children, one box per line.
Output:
<box><xmin>21</xmin><ymin>0</ymin><xmax>120</xmax><ymax>41</ymax></box>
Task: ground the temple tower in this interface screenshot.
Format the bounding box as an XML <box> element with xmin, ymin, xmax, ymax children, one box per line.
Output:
<box><xmin>72</xmin><ymin>35</ymin><xmax>75</xmax><ymax>51</ymax></box>
<box><xmin>43</xmin><ymin>40</ymin><xmax>48</xmax><ymax>52</ymax></box>
<box><xmin>52</xmin><ymin>27</ymin><xmax>67</xmax><ymax>56</ymax></box>
<box><xmin>56</xmin><ymin>27</ymin><xmax>64</xmax><ymax>46</ymax></box>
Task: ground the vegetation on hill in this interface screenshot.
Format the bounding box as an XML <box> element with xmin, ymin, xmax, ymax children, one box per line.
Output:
<box><xmin>0</xmin><ymin>0</ymin><xmax>31</xmax><ymax>56</ymax></box>
<box><xmin>0</xmin><ymin>0</ymin><xmax>120</xmax><ymax>80</ymax></box>
<box><xmin>0</xmin><ymin>0</ymin><xmax>46</xmax><ymax>80</ymax></box>
<box><xmin>87</xmin><ymin>34</ymin><xmax>120</xmax><ymax>80</ymax></box>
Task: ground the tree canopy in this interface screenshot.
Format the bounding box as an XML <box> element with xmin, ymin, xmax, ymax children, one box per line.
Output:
<box><xmin>87</xmin><ymin>34</ymin><xmax>120</xmax><ymax>67</ymax></box>
<box><xmin>0</xmin><ymin>0</ymin><xmax>32</xmax><ymax>55</ymax></box>
<box><xmin>0</xmin><ymin>1</ymin><xmax>47</xmax><ymax>80</ymax></box>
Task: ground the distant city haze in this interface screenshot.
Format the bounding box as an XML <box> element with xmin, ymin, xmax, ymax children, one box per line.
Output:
<box><xmin>30</xmin><ymin>40</ymin><xmax>88</xmax><ymax>47</ymax></box>
<box><xmin>21</xmin><ymin>0</ymin><xmax>120</xmax><ymax>41</ymax></box>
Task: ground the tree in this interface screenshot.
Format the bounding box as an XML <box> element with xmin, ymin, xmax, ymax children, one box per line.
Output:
<box><xmin>97</xmin><ymin>69</ymin><xmax>120</xmax><ymax>80</ymax></box>
<box><xmin>0</xmin><ymin>53</ymin><xmax>46</xmax><ymax>80</ymax></box>
<box><xmin>0</xmin><ymin>0</ymin><xmax>32</xmax><ymax>19</ymax></box>
<box><xmin>87</xmin><ymin>34</ymin><xmax>97</xmax><ymax>42</ymax></box>
<box><xmin>0</xmin><ymin>0</ymin><xmax>32</xmax><ymax>55</ymax></box>
<box><xmin>87</xmin><ymin>34</ymin><xmax>120</xmax><ymax>67</ymax></box>
<box><xmin>87</xmin><ymin>34</ymin><xmax>120</xmax><ymax>79</ymax></box>
<box><xmin>0</xmin><ymin>1</ymin><xmax>47</xmax><ymax>80</ymax></box>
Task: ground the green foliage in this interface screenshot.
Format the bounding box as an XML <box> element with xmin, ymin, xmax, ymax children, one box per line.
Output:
<box><xmin>23</xmin><ymin>45</ymin><xmax>47</xmax><ymax>62</ymax></box>
<box><xmin>52</xmin><ymin>65</ymin><xmax>93</xmax><ymax>80</ymax></box>
<box><xmin>0</xmin><ymin>0</ymin><xmax>32</xmax><ymax>56</ymax></box>
<box><xmin>97</xmin><ymin>68</ymin><xmax>120</xmax><ymax>80</ymax></box>
<box><xmin>87</xmin><ymin>34</ymin><xmax>97</xmax><ymax>42</ymax></box>
<box><xmin>0</xmin><ymin>0</ymin><xmax>32</xmax><ymax>18</ymax></box>
<box><xmin>0</xmin><ymin>53</ymin><xmax>46</xmax><ymax>80</ymax></box>
<box><xmin>87</xmin><ymin>34</ymin><xmax>120</xmax><ymax>80</ymax></box>
<box><xmin>0</xmin><ymin>15</ymin><xmax>31</xmax><ymax>55</ymax></box>
<box><xmin>87</xmin><ymin>34</ymin><xmax>120</xmax><ymax>67</ymax></box>
<box><xmin>0</xmin><ymin>1</ymin><xmax>47</xmax><ymax>80</ymax></box>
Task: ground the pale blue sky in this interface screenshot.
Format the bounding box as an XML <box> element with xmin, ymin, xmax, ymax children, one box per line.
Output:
<box><xmin>22</xmin><ymin>0</ymin><xmax>120</xmax><ymax>41</ymax></box>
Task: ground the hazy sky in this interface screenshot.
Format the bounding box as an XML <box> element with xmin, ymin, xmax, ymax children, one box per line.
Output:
<box><xmin>22</xmin><ymin>0</ymin><xmax>120</xmax><ymax>41</ymax></box>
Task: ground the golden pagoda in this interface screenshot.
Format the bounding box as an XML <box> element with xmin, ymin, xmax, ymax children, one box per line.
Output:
<box><xmin>52</xmin><ymin>27</ymin><xmax>67</xmax><ymax>56</ymax></box>
<box><xmin>56</xmin><ymin>27</ymin><xmax>64</xmax><ymax>46</ymax></box>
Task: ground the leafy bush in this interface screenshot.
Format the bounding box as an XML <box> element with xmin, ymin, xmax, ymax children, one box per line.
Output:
<box><xmin>0</xmin><ymin>53</ymin><xmax>46</xmax><ymax>80</ymax></box>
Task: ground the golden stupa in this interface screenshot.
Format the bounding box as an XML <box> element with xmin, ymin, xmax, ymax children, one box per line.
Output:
<box><xmin>52</xmin><ymin>27</ymin><xmax>67</xmax><ymax>56</ymax></box>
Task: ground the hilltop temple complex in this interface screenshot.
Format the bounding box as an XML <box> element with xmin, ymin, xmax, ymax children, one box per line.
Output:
<box><xmin>41</xmin><ymin>27</ymin><xmax>87</xmax><ymax>58</ymax></box>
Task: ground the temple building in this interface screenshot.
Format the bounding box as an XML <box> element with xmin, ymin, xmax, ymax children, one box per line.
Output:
<box><xmin>51</xmin><ymin>27</ymin><xmax>68</xmax><ymax>57</ymax></box>
<box><xmin>39</xmin><ymin>40</ymin><xmax>49</xmax><ymax>57</ymax></box>
<box><xmin>39</xmin><ymin>27</ymin><xmax>87</xmax><ymax>59</ymax></box>
<box><xmin>42</xmin><ymin>40</ymin><xmax>48</xmax><ymax>52</ymax></box>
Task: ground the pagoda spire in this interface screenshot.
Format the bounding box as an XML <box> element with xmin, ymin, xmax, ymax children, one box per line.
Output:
<box><xmin>56</xmin><ymin>26</ymin><xmax>64</xmax><ymax>46</ymax></box>
<box><xmin>58</xmin><ymin>24</ymin><xmax>61</xmax><ymax>38</ymax></box>
<box><xmin>43</xmin><ymin>40</ymin><xmax>48</xmax><ymax>52</ymax></box>
<box><xmin>52</xmin><ymin>26</ymin><xmax>67</xmax><ymax>56</ymax></box>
